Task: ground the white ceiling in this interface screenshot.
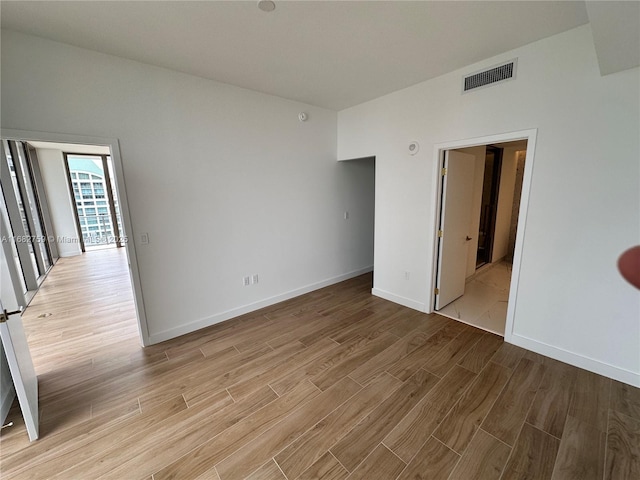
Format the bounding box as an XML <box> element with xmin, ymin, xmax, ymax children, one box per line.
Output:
<box><xmin>585</xmin><ymin>1</ymin><xmax>640</xmax><ymax>75</ymax></box>
<box><xmin>0</xmin><ymin>1</ymin><xmax>632</xmax><ymax>111</ymax></box>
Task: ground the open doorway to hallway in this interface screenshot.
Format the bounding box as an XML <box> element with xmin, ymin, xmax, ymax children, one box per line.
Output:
<box><xmin>434</xmin><ymin>140</ymin><xmax>528</xmax><ymax>336</ymax></box>
<box><xmin>0</xmin><ymin>132</ymin><xmax>148</xmax><ymax>346</ymax></box>
<box><xmin>338</xmin><ymin>155</ymin><xmax>376</xmax><ymax>289</ymax></box>
<box><xmin>1</xmin><ymin>132</ymin><xmax>148</xmax><ymax>432</ymax></box>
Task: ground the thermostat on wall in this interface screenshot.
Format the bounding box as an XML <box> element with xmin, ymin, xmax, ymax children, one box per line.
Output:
<box><xmin>408</xmin><ymin>141</ymin><xmax>420</xmax><ymax>155</ymax></box>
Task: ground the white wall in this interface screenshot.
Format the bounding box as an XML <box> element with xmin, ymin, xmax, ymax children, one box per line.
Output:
<box><xmin>1</xmin><ymin>30</ymin><xmax>375</xmax><ymax>344</ymax></box>
<box><xmin>492</xmin><ymin>146</ymin><xmax>519</xmax><ymax>262</ymax></box>
<box><xmin>338</xmin><ymin>25</ymin><xmax>640</xmax><ymax>386</ymax></box>
<box><xmin>36</xmin><ymin>149</ymin><xmax>82</xmax><ymax>257</ymax></box>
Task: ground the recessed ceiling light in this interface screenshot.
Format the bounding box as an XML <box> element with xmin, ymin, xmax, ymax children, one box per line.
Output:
<box><xmin>258</xmin><ymin>1</ymin><xmax>276</xmax><ymax>13</ymax></box>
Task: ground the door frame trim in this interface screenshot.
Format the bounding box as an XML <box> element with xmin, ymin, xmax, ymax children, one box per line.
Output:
<box><xmin>427</xmin><ymin>129</ymin><xmax>538</xmax><ymax>343</ymax></box>
<box><xmin>1</xmin><ymin>128</ymin><xmax>151</xmax><ymax>346</ymax></box>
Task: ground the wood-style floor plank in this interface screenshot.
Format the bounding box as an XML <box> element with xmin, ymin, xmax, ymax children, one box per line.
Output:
<box><xmin>14</xmin><ymin>395</ymin><xmax>192</xmax><ymax>480</ymax></box>
<box><xmin>349</xmin><ymin>315</ymin><xmax>451</xmax><ymax>386</ymax></box>
<box><xmin>2</xmin><ymin>398</ymin><xmax>145</xmax><ymax>478</ymax></box>
<box><xmin>482</xmin><ymin>358</ymin><xmax>546</xmax><ymax>446</ymax></box>
<box><xmin>568</xmin><ymin>368</ymin><xmax>611</xmax><ymax>431</ymax></box>
<box><xmin>97</xmin><ymin>387</ymin><xmax>277</xmax><ymax>480</ymax></box>
<box><xmin>385</xmin><ymin>322</ymin><xmax>465</xmax><ymax>381</ymax></box>
<box><xmin>275</xmin><ymin>372</ymin><xmax>401</xmax><ymax>480</ymax></box>
<box><xmin>330</xmin><ymin>369</ymin><xmax>439</xmax><ymax>471</ymax></box>
<box><xmin>448</xmin><ymin>428</ymin><xmax>511</xmax><ymax>480</ymax></box>
<box><xmin>299</xmin><ymin>309</ymin><xmax>374</xmax><ymax>347</ymax></box>
<box><xmin>152</xmin><ymin>380</ymin><xmax>320</xmax><ymax>480</ymax></box>
<box><xmin>383</xmin><ymin>365</ymin><xmax>476</xmax><ymax>462</ymax></box>
<box><xmin>245</xmin><ymin>460</ymin><xmax>287</xmax><ymax>480</ymax></box>
<box><xmin>1</xmin><ymin>249</ymin><xmax>638</xmax><ymax>480</ymax></box>
<box><xmin>551</xmin><ymin>415</ymin><xmax>606</xmax><ymax>480</ymax></box>
<box><xmin>181</xmin><ymin>341</ymin><xmax>305</xmax><ymax>407</ymax></box>
<box><xmin>227</xmin><ymin>337</ymin><xmax>337</xmax><ymax>400</ymax></box>
<box><xmin>266</xmin><ymin>312</ymin><xmax>336</xmax><ymax>349</ymax></box>
<box><xmin>309</xmin><ymin>332</ymin><xmax>398</xmax><ymax>391</ymax></box>
<box><xmin>457</xmin><ymin>332</ymin><xmax>504</xmax><ymax>374</ymax></box>
<box><xmin>490</xmin><ymin>342</ymin><xmax>526</xmax><ymax>369</ymax></box>
<box><xmin>526</xmin><ymin>362</ymin><xmax>577</xmax><ymax>438</ymax></box>
<box><xmin>297</xmin><ymin>452</ymin><xmax>348</xmax><ymax>480</ymax></box>
<box><xmin>215</xmin><ymin>377</ymin><xmax>361</xmax><ymax>479</ymax></box>
<box><xmin>433</xmin><ymin>361</ymin><xmax>511</xmax><ymax>453</ymax></box>
<box><xmin>610</xmin><ymin>380</ymin><xmax>640</xmax><ymax>421</ymax></box>
<box><xmin>605</xmin><ymin>410</ymin><xmax>640</xmax><ymax>480</ymax></box>
<box><xmin>501</xmin><ymin>423</ymin><xmax>560</xmax><ymax>480</ymax></box>
<box><xmin>269</xmin><ymin>334</ymin><xmax>371</xmax><ymax>397</ymax></box>
<box><xmin>421</xmin><ymin>328</ymin><xmax>484</xmax><ymax>377</ymax></box>
<box><xmin>395</xmin><ymin>436</ymin><xmax>460</xmax><ymax>480</ymax></box>
<box><xmin>346</xmin><ymin>444</ymin><xmax>405</xmax><ymax>480</ymax></box>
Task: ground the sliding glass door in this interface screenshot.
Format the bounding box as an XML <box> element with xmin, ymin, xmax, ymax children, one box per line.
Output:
<box><xmin>1</xmin><ymin>140</ymin><xmax>57</xmax><ymax>307</ymax></box>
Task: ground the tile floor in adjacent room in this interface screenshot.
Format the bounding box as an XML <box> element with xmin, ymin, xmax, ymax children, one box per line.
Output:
<box><xmin>437</xmin><ymin>261</ymin><xmax>512</xmax><ymax>336</ymax></box>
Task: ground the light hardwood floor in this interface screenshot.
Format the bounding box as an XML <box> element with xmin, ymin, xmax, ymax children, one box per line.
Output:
<box><xmin>1</xmin><ymin>249</ymin><xmax>638</xmax><ymax>479</ymax></box>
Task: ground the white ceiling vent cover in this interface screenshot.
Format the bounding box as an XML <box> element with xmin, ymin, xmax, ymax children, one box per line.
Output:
<box><xmin>463</xmin><ymin>59</ymin><xmax>517</xmax><ymax>93</ymax></box>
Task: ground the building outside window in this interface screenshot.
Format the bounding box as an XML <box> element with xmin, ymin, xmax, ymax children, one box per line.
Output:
<box><xmin>67</xmin><ymin>157</ymin><xmax>120</xmax><ymax>248</ymax></box>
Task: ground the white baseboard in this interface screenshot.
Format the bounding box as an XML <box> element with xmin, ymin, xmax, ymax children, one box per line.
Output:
<box><xmin>371</xmin><ymin>288</ymin><xmax>427</xmax><ymax>313</ymax></box>
<box><xmin>148</xmin><ymin>266</ymin><xmax>374</xmax><ymax>345</ymax></box>
<box><xmin>1</xmin><ymin>386</ymin><xmax>16</xmax><ymax>425</ymax></box>
<box><xmin>510</xmin><ymin>333</ymin><xmax>640</xmax><ymax>387</ymax></box>
<box><xmin>58</xmin><ymin>249</ymin><xmax>82</xmax><ymax>258</ymax></box>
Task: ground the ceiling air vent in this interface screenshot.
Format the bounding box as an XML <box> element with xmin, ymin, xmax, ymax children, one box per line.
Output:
<box><xmin>463</xmin><ymin>59</ymin><xmax>517</xmax><ymax>93</ymax></box>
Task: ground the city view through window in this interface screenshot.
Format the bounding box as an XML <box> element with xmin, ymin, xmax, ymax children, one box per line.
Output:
<box><xmin>67</xmin><ymin>156</ymin><xmax>123</xmax><ymax>248</ymax></box>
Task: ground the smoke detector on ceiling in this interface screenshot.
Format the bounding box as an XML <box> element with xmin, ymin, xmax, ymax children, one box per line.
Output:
<box><xmin>258</xmin><ymin>1</ymin><xmax>276</xmax><ymax>12</ymax></box>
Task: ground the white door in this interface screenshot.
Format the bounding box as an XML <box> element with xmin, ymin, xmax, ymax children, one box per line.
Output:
<box><xmin>435</xmin><ymin>150</ymin><xmax>476</xmax><ymax>310</ymax></box>
<box><xmin>0</xmin><ymin>301</ymin><xmax>39</xmax><ymax>441</ymax></box>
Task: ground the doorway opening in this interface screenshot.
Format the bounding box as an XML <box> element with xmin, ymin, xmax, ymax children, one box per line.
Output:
<box><xmin>476</xmin><ymin>146</ymin><xmax>503</xmax><ymax>268</ymax></box>
<box><xmin>339</xmin><ymin>155</ymin><xmax>376</xmax><ymax>289</ymax></box>
<box><xmin>0</xmin><ymin>130</ymin><xmax>149</xmax><ymax>346</ymax></box>
<box><xmin>431</xmin><ymin>131</ymin><xmax>535</xmax><ymax>339</ymax></box>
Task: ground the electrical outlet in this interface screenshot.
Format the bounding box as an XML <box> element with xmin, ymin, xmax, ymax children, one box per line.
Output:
<box><xmin>140</xmin><ymin>233</ymin><xmax>149</xmax><ymax>245</ymax></box>
<box><xmin>243</xmin><ymin>276</ymin><xmax>251</xmax><ymax>286</ymax></box>
<box><xmin>252</xmin><ymin>274</ymin><xmax>259</xmax><ymax>284</ymax></box>
<box><xmin>344</xmin><ymin>211</ymin><xmax>349</xmax><ymax>220</ymax></box>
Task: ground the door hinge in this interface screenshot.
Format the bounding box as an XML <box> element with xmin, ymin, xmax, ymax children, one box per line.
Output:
<box><xmin>441</xmin><ymin>167</ymin><xmax>447</xmax><ymax>176</ymax></box>
<box><xmin>437</xmin><ymin>230</ymin><xmax>443</xmax><ymax>238</ymax></box>
<box><xmin>434</xmin><ymin>288</ymin><xmax>440</xmax><ymax>295</ymax></box>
